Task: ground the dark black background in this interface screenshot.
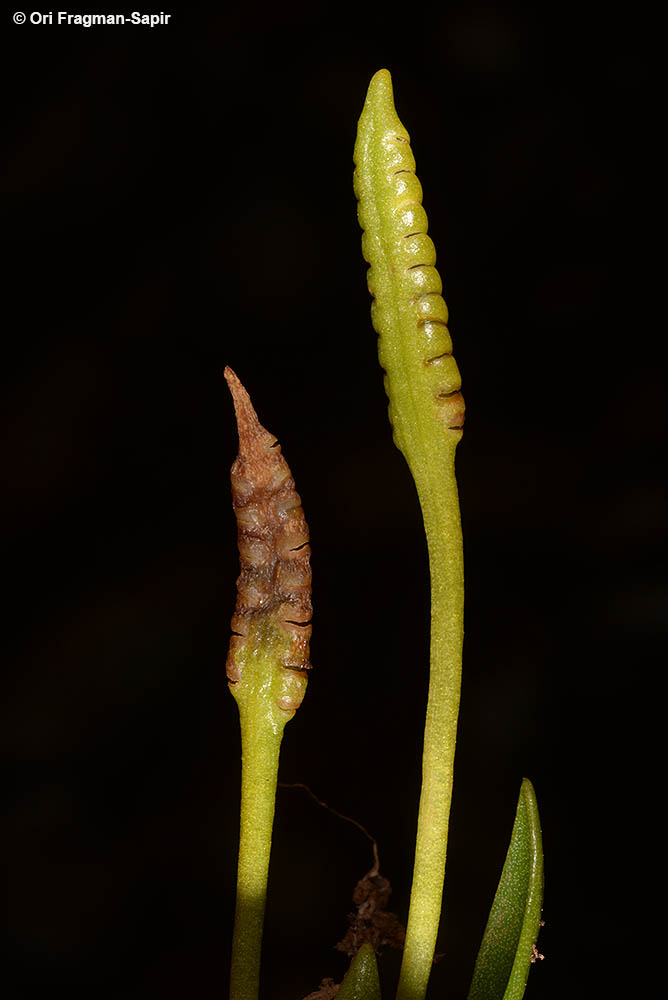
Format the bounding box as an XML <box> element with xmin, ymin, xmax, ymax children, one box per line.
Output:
<box><xmin>2</xmin><ymin>5</ymin><xmax>662</xmax><ymax>999</ymax></box>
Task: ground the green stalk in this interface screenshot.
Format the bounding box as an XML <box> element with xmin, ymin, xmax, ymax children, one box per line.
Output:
<box><xmin>400</xmin><ymin>456</ymin><xmax>463</xmax><ymax>1000</ymax></box>
<box><xmin>229</xmin><ymin>630</ymin><xmax>294</xmax><ymax>1000</ymax></box>
<box><xmin>229</xmin><ymin>713</ymin><xmax>283</xmax><ymax>1000</ymax></box>
<box><xmin>354</xmin><ymin>70</ymin><xmax>465</xmax><ymax>1000</ymax></box>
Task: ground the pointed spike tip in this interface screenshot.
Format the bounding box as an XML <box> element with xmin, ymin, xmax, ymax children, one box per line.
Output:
<box><xmin>224</xmin><ymin>367</ymin><xmax>276</xmax><ymax>463</ymax></box>
<box><xmin>364</xmin><ymin>68</ymin><xmax>395</xmax><ymax>116</ymax></box>
<box><xmin>368</xmin><ymin>67</ymin><xmax>392</xmax><ymax>90</ymax></box>
<box><xmin>224</xmin><ymin>366</ymin><xmax>255</xmax><ymax>429</ymax></box>
<box><xmin>357</xmin><ymin>67</ymin><xmax>409</xmax><ymax>153</ymax></box>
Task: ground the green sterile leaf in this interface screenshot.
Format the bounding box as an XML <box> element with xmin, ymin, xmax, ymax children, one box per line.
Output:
<box><xmin>466</xmin><ymin>779</ymin><xmax>544</xmax><ymax>1000</ymax></box>
<box><xmin>336</xmin><ymin>944</ymin><xmax>382</xmax><ymax>1000</ymax></box>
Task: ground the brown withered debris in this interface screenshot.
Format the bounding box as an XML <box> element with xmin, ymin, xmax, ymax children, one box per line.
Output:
<box><xmin>303</xmin><ymin>978</ymin><xmax>340</xmax><ymax>1000</ymax></box>
<box><xmin>224</xmin><ymin>367</ymin><xmax>312</xmax><ymax>687</ymax></box>
<box><xmin>300</xmin><ymin>869</ymin><xmax>406</xmax><ymax>999</ymax></box>
<box><xmin>301</xmin><ymin>868</ymin><xmax>405</xmax><ymax>998</ymax></box>
<box><xmin>336</xmin><ymin>870</ymin><xmax>406</xmax><ymax>958</ymax></box>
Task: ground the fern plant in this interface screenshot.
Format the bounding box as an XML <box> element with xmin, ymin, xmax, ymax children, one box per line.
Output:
<box><xmin>225</xmin><ymin>69</ymin><xmax>543</xmax><ymax>1000</ymax></box>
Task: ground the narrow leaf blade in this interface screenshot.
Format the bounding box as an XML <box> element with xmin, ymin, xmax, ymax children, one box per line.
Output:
<box><xmin>336</xmin><ymin>943</ymin><xmax>382</xmax><ymax>1000</ymax></box>
<box><xmin>467</xmin><ymin>779</ymin><xmax>544</xmax><ymax>1000</ymax></box>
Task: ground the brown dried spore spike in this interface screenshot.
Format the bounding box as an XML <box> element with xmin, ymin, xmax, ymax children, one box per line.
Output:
<box><xmin>224</xmin><ymin>367</ymin><xmax>312</xmax><ymax>685</ymax></box>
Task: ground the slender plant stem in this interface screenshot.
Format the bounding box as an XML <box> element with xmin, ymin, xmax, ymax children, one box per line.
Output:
<box><xmin>396</xmin><ymin>453</ymin><xmax>464</xmax><ymax>1000</ymax></box>
<box><xmin>229</xmin><ymin>710</ymin><xmax>283</xmax><ymax>1000</ymax></box>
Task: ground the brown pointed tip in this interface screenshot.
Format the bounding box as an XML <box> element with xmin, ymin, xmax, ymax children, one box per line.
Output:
<box><xmin>224</xmin><ymin>366</ymin><xmax>257</xmax><ymax>431</ymax></box>
<box><xmin>224</xmin><ymin>367</ymin><xmax>277</xmax><ymax>463</ymax></box>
